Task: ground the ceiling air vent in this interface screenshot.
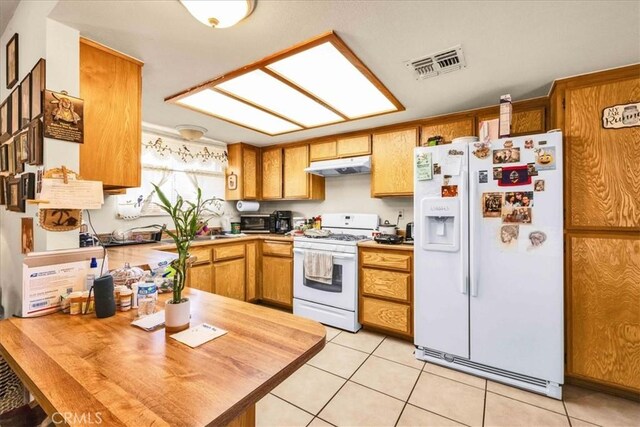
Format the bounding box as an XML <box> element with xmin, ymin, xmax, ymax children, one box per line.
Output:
<box><xmin>406</xmin><ymin>45</ymin><xmax>466</xmax><ymax>80</ymax></box>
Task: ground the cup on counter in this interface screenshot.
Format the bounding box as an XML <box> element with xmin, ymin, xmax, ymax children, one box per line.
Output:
<box><xmin>69</xmin><ymin>291</ymin><xmax>83</xmax><ymax>315</ymax></box>
<box><xmin>231</xmin><ymin>222</ymin><xmax>241</xmax><ymax>234</ymax></box>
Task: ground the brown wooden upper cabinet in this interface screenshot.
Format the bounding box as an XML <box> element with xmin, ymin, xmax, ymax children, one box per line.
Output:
<box><xmin>261</xmin><ymin>144</ymin><xmax>325</xmax><ymax>200</ymax></box>
<box><xmin>261</xmin><ymin>146</ymin><xmax>283</xmax><ymax>200</ymax></box>
<box><xmin>476</xmin><ymin>104</ymin><xmax>546</xmax><ymax>137</ymax></box>
<box><xmin>225</xmin><ymin>143</ymin><xmax>259</xmax><ymax>201</ymax></box>
<box><xmin>371</xmin><ymin>128</ymin><xmax>418</xmax><ymax>197</ymax></box>
<box><xmin>79</xmin><ymin>38</ymin><xmax>143</xmax><ymax>189</ymax></box>
<box><xmin>420</xmin><ymin>116</ymin><xmax>475</xmax><ymax>144</ymax></box>
<box><xmin>309</xmin><ymin>135</ymin><xmax>372</xmax><ymax>161</ymax></box>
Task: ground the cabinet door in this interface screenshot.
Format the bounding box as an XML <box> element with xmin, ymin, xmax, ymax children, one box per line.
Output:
<box><xmin>213</xmin><ymin>258</ymin><xmax>246</xmax><ymax>301</ymax></box>
<box><xmin>245</xmin><ymin>242</ymin><xmax>258</xmax><ymax>302</ymax></box>
<box><xmin>420</xmin><ymin>117</ymin><xmax>474</xmax><ymax>144</ymax></box>
<box><xmin>371</xmin><ymin>128</ymin><xmax>418</xmax><ymax>197</ymax></box>
<box><xmin>283</xmin><ymin>145</ymin><xmax>310</xmax><ymax>199</ymax></box>
<box><xmin>261</xmin><ymin>255</ymin><xmax>293</xmax><ymax>307</ymax></box>
<box><xmin>79</xmin><ymin>39</ymin><xmax>142</xmax><ymax>189</ymax></box>
<box><xmin>565</xmin><ymin>77</ymin><xmax>640</xmax><ymax>229</ymax></box>
<box><xmin>261</xmin><ymin>147</ymin><xmax>283</xmax><ymax>199</ymax></box>
<box><xmin>242</xmin><ymin>145</ymin><xmax>259</xmax><ymax>200</ymax></box>
<box><xmin>310</xmin><ymin>141</ymin><xmax>337</xmax><ymax>161</ymax></box>
<box><xmin>337</xmin><ymin>135</ymin><xmax>371</xmax><ymax>158</ymax></box>
<box><xmin>187</xmin><ymin>263</ymin><xmax>212</xmax><ymax>293</ymax></box>
<box><xmin>476</xmin><ymin>107</ymin><xmax>546</xmax><ymax>137</ymax></box>
<box><xmin>567</xmin><ymin>234</ymin><xmax>640</xmax><ymax>391</ymax></box>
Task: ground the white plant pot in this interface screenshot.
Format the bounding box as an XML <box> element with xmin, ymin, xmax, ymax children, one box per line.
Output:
<box><xmin>165</xmin><ymin>298</ymin><xmax>190</xmax><ymax>333</ymax></box>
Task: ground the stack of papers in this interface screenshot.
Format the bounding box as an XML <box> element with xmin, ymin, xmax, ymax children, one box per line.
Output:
<box><xmin>131</xmin><ymin>311</ymin><xmax>165</xmax><ymax>331</ymax></box>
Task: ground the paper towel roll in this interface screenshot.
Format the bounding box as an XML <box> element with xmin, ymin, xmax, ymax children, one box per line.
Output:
<box><xmin>236</xmin><ymin>201</ymin><xmax>260</xmax><ymax>212</ymax></box>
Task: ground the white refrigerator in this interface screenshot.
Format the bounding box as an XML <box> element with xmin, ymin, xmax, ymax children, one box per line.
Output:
<box><xmin>413</xmin><ymin>132</ymin><xmax>564</xmax><ymax>399</ymax></box>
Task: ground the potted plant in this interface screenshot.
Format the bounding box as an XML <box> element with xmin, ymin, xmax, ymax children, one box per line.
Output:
<box><xmin>153</xmin><ymin>184</ymin><xmax>222</xmax><ymax>332</ymax></box>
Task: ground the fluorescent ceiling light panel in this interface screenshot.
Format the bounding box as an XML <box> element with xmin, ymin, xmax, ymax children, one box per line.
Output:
<box><xmin>267</xmin><ymin>42</ymin><xmax>398</xmax><ymax>119</ymax></box>
<box><xmin>177</xmin><ymin>89</ymin><xmax>301</xmax><ymax>135</ymax></box>
<box><xmin>216</xmin><ymin>70</ymin><xmax>344</xmax><ymax>127</ymax></box>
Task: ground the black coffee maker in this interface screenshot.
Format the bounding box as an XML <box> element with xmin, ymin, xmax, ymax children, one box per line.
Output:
<box><xmin>270</xmin><ymin>210</ymin><xmax>292</xmax><ymax>234</ymax></box>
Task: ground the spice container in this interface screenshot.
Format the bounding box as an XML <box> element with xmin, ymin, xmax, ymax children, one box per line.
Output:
<box><xmin>119</xmin><ymin>289</ymin><xmax>132</xmax><ymax>311</ymax></box>
<box><xmin>81</xmin><ymin>291</ymin><xmax>94</xmax><ymax>314</ymax></box>
<box><xmin>69</xmin><ymin>292</ymin><xmax>83</xmax><ymax>315</ymax></box>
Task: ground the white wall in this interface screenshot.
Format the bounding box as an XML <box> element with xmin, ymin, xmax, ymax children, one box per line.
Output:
<box><xmin>259</xmin><ymin>174</ymin><xmax>414</xmax><ymax>228</ymax></box>
<box><xmin>0</xmin><ymin>1</ymin><xmax>81</xmax><ymax>316</ymax></box>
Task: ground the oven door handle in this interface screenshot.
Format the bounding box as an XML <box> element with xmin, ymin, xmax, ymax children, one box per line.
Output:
<box><xmin>293</xmin><ymin>249</ymin><xmax>356</xmax><ymax>260</ymax></box>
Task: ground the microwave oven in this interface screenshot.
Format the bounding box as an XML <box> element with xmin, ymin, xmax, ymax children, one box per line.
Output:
<box><xmin>240</xmin><ymin>214</ymin><xmax>271</xmax><ymax>233</ymax></box>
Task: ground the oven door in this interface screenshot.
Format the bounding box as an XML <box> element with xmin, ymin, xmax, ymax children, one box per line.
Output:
<box><xmin>293</xmin><ymin>247</ymin><xmax>357</xmax><ymax>311</ymax></box>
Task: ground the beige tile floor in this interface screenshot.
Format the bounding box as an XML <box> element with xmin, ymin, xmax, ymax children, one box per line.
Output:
<box><xmin>257</xmin><ymin>325</ymin><xmax>640</xmax><ymax>427</ymax></box>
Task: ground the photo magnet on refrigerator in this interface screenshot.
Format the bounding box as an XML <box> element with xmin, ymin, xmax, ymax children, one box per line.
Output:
<box><xmin>524</xmin><ymin>139</ymin><xmax>534</xmax><ymax>149</ymax></box>
<box><xmin>441</xmin><ymin>185</ymin><xmax>458</xmax><ymax>198</ymax></box>
<box><xmin>534</xmin><ymin>180</ymin><xmax>545</xmax><ymax>191</ymax></box>
<box><xmin>478</xmin><ymin>170</ymin><xmax>488</xmax><ymax>183</ymax></box>
<box><xmin>433</xmin><ymin>163</ymin><xmax>442</xmax><ymax>175</ymax></box>
<box><xmin>416</xmin><ymin>152</ymin><xmax>433</xmax><ymax>181</ymax></box>
<box><xmin>501</xmin><ymin>206</ymin><xmax>533</xmax><ymax>224</ymax></box>
<box><xmin>493</xmin><ymin>167</ymin><xmax>503</xmax><ymax>180</ymax></box>
<box><xmin>497</xmin><ymin>165</ymin><xmax>531</xmax><ymax>186</ymax></box>
<box><xmin>527</xmin><ymin>163</ymin><xmax>538</xmax><ymax>176</ymax></box>
<box><xmin>493</xmin><ymin>147</ymin><xmax>520</xmax><ymax>164</ymax></box>
<box><xmin>535</xmin><ymin>147</ymin><xmax>556</xmax><ymax>171</ymax></box>
<box><xmin>472</xmin><ymin>141</ymin><xmax>491</xmax><ymax>159</ymax></box>
<box><xmin>482</xmin><ymin>192</ymin><xmax>504</xmax><ymax>218</ymax></box>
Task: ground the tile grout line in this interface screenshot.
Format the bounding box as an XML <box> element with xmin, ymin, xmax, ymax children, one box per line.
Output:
<box><xmin>405</xmin><ymin>403</ymin><xmax>473</xmax><ymax>427</ymax></box>
<box><xmin>310</xmin><ymin>335</ymin><xmax>389</xmax><ymax>423</ymax></box>
<box><xmin>482</xmin><ymin>379</ymin><xmax>487</xmax><ymax>427</ymax></box>
<box><xmin>485</xmin><ymin>389</ymin><xmax>569</xmax><ymax>417</ymax></box>
<box><xmin>393</xmin><ymin>360</ymin><xmax>423</xmax><ymax>427</ymax></box>
<box><xmin>269</xmin><ymin>393</ymin><xmax>319</xmax><ymax>421</ymax></box>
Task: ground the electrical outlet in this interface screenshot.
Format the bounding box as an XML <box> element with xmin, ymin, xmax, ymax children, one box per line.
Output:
<box><xmin>398</xmin><ymin>209</ymin><xmax>404</xmax><ymax>220</ymax></box>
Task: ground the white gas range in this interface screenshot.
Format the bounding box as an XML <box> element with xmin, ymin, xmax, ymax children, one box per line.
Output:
<box><xmin>293</xmin><ymin>213</ymin><xmax>379</xmax><ymax>332</ymax></box>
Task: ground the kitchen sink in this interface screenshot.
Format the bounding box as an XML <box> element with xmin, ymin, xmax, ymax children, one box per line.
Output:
<box><xmin>160</xmin><ymin>235</ymin><xmax>236</xmax><ymax>244</ymax></box>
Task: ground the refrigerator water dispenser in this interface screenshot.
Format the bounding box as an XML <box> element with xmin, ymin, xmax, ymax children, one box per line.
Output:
<box><xmin>421</xmin><ymin>197</ymin><xmax>460</xmax><ymax>252</ymax></box>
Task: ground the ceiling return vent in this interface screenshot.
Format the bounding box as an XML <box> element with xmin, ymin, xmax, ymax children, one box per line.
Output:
<box><xmin>406</xmin><ymin>45</ymin><xmax>466</xmax><ymax>80</ymax></box>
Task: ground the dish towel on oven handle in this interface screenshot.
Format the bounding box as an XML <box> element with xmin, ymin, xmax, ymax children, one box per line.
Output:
<box><xmin>304</xmin><ymin>251</ymin><xmax>334</xmax><ymax>285</ymax></box>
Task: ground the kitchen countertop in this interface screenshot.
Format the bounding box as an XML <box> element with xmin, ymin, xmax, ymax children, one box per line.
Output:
<box><xmin>107</xmin><ymin>234</ymin><xmax>294</xmax><ymax>270</ymax></box>
<box><xmin>357</xmin><ymin>240</ymin><xmax>415</xmax><ymax>252</ymax></box>
<box><xmin>0</xmin><ymin>288</ymin><xmax>325</xmax><ymax>426</ymax></box>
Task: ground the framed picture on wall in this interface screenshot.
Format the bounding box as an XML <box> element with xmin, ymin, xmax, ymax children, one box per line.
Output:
<box><xmin>28</xmin><ymin>118</ymin><xmax>43</xmax><ymax>165</ymax></box>
<box><xmin>21</xmin><ymin>172</ymin><xmax>35</xmax><ymax>200</ymax></box>
<box><xmin>0</xmin><ymin>175</ymin><xmax>6</xmax><ymax>205</ymax></box>
<box><xmin>7</xmin><ymin>137</ymin><xmax>15</xmax><ymax>174</ymax></box>
<box><xmin>0</xmin><ymin>143</ymin><xmax>8</xmax><ymax>171</ymax></box>
<box><xmin>6</xmin><ymin>33</ymin><xmax>18</xmax><ymax>89</ymax></box>
<box><xmin>13</xmin><ymin>137</ymin><xmax>24</xmax><ymax>174</ymax></box>
<box><xmin>10</xmin><ymin>88</ymin><xmax>20</xmax><ymax>136</ymax></box>
<box><xmin>30</xmin><ymin>59</ymin><xmax>46</xmax><ymax>119</ymax></box>
<box><xmin>0</xmin><ymin>99</ymin><xmax>10</xmax><ymax>142</ymax></box>
<box><xmin>6</xmin><ymin>176</ymin><xmax>24</xmax><ymax>212</ymax></box>
<box><xmin>20</xmin><ymin>73</ymin><xmax>31</xmax><ymax>129</ymax></box>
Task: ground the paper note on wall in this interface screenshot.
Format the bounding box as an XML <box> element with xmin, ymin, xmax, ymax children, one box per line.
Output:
<box><xmin>39</xmin><ymin>178</ymin><xmax>104</xmax><ymax>209</ymax></box>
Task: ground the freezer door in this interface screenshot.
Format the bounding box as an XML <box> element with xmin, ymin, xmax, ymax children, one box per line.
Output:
<box><xmin>468</xmin><ymin>133</ymin><xmax>564</xmax><ymax>383</ymax></box>
<box><xmin>414</xmin><ymin>143</ymin><xmax>470</xmax><ymax>359</ymax></box>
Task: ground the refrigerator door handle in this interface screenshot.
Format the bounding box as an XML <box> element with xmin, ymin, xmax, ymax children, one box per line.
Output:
<box><xmin>469</xmin><ymin>169</ymin><xmax>479</xmax><ymax>297</ymax></box>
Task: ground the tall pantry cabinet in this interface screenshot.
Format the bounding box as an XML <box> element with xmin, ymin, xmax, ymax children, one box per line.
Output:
<box><xmin>550</xmin><ymin>65</ymin><xmax>640</xmax><ymax>397</ymax></box>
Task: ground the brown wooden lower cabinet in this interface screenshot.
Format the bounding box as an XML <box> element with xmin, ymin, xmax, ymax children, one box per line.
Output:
<box><xmin>187</xmin><ymin>263</ymin><xmax>212</xmax><ymax>293</ymax></box>
<box><xmin>358</xmin><ymin>246</ymin><xmax>413</xmax><ymax>339</ymax></box>
<box><xmin>245</xmin><ymin>242</ymin><xmax>258</xmax><ymax>302</ymax></box>
<box><xmin>566</xmin><ymin>232</ymin><xmax>640</xmax><ymax>393</ymax></box>
<box><xmin>261</xmin><ymin>253</ymin><xmax>293</xmax><ymax>308</ymax></box>
<box><xmin>213</xmin><ymin>257</ymin><xmax>246</xmax><ymax>301</ymax></box>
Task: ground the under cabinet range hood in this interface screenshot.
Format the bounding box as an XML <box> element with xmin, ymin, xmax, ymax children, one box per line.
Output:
<box><xmin>305</xmin><ymin>155</ymin><xmax>371</xmax><ymax>177</ymax></box>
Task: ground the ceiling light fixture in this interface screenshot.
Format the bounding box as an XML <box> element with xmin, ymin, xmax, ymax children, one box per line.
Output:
<box><xmin>175</xmin><ymin>124</ymin><xmax>208</xmax><ymax>141</ymax></box>
<box><xmin>180</xmin><ymin>0</ymin><xmax>256</xmax><ymax>29</ymax></box>
<box><xmin>165</xmin><ymin>31</ymin><xmax>404</xmax><ymax>136</ymax></box>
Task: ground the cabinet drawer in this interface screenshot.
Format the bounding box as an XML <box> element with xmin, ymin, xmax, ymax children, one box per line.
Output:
<box><xmin>361</xmin><ymin>250</ymin><xmax>411</xmax><ymax>271</ymax></box>
<box><xmin>262</xmin><ymin>240</ymin><xmax>292</xmax><ymax>257</ymax></box>
<box><xmin>362</xmin><ymin>268</ymin><xmax>410</xmax><ymax>302</ymax></box>
<box><xmin>189</xmin><ymin>247</ymin><xmax>211</xmax><ymax>264</ymax></box>
<box><xmin>213</xmin><ymin>244</ymin><xmax>245</xmax><ymax>261</ymax></box>
<box><xmin>361</xmin><ymin>297</ymin><xmax>410</xmax><ymax>335</ymax></box>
